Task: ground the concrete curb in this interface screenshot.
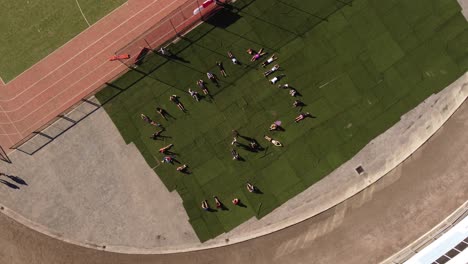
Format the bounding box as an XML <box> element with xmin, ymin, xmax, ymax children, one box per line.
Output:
<box><xmin>1</xmin><ymin>72</ymin><xmax>466</xmax><ymax>254</ymax></box>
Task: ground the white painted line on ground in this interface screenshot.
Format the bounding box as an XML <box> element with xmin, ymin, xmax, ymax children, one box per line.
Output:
<box><xmin>0</xmin><ymin>104</ymin><xmax>22</xmax><ymax>138</ymax></box>
<box><xmin>0</xmin><ymin>126</ymin><xmax>14</xmax><ymax>146</ymax></box>
<box><xmin>0</xmin><ymin>132</ymin><xmax>18</xmax><ymax>136</ymax></box>
<box><xmin>75</xmin><ymin>0</ymin><xmax>91</xmax><ymax>27</ymax></box>
<box><xmin>319</xmin><ymin>75</ymin><xmax>341</xmax><ymax>89</ymax></box>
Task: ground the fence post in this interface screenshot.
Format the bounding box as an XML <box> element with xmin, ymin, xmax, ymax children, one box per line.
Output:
<box><xmin>169</xmin><ymin>18</ymin><xmax>179</xmax><ymax>36</ymax></box>
<box><xmin>144</xmin><ymin>39</ymin><xmax>152</xmax><ymax>50</ymax></box>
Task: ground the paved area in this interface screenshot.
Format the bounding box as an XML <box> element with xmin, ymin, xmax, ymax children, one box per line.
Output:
<box><xmin>1</xmin><ymin>98</ymin><xmax>467</xmax><ymax>264</ymax></box>
<box><xmin>461</xmin><ymin>0</ymin><xmax>468</xmax><ymax>18</ymax></box>
<box><xmin>0</xmin><ymin>108</ymin><xmax>200</xmax><ymax>248</ymax></box>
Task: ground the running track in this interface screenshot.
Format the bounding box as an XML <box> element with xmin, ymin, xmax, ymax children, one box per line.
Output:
<box><xmin>0</xmin><ymin>0</ymin><xmax>197</xmax><ymax>154</ymax></box>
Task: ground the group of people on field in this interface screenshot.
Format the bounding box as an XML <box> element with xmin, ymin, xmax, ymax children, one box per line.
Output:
<box><xmin>140</xmin><ymin>46</ymin><xmax>313</xmax><ymax>211</ymax></box>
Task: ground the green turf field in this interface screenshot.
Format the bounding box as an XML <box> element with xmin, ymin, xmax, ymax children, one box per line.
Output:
<box><xmin>0</xmin><ymin>0</ymin><xmax>126</xmax><ymax>82</ymax></box>
<box><xmin>95</xmin><ymin>0</ymin><xmax>468</xmax><ymax>241</ymax></box>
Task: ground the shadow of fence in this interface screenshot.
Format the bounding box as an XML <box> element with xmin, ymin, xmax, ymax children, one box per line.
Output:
<box><xmin>14</xmin><ymin>97</ymin><xmax>102</xmax><ymax>155</ymax></box>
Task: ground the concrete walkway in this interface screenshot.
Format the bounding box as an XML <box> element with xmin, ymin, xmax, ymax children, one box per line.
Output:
<box><xmin>0</xmin><ymin>107</ymin><xmax>200</xmax><ymax>249</ymax></box>
<box><xmin>1</xmin><ymin>97</ymin><xmax>467</xmax><ymax>264</ymax></box>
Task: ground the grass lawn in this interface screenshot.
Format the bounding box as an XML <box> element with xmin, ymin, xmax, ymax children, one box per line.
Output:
<box><xmin>96</xmin><ymin>0</ymin><xmax>468</xmax><ymax>241</ymax></box>
<box><xmin>0</xmin><ymin>0</ymin><xmax>126</xmax><ymax>82</ymax></box>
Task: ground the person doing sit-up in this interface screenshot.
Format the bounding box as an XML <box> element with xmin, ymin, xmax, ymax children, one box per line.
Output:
<box><xmin>264</xmin><ymin>64</ymin><xmax>280</xmax><ymax>77</ymax></box>
<box><xmin>228</xmin><ymin>51</ymin><xmax>239</xmax><ymax>65</ymax></box>
<box><xmin>262</xmin><ymin>54</ymin><xmax>277</xmax><ymax>67</ymax></box>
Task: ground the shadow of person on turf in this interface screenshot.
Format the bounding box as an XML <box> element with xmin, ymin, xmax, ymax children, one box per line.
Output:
<box><xmin>178</xmin><ymin>166</ymin><xmax>192</xmax><ymax>175</ymax></box>
<box><xmin>251</xmin><ymin>187</ymin><xmax>263</xmax><ymax>194</ymax></box>
<box><xmin>235</xmin><ymin>201</ymin><xmax>247</xmax><ymax>208</ymax></box>
<box><xmin>236</xmin><ymin>156</ymin><xmax>246</xmax><ymax>162</ymax></box>
<box><xmin>169</xmin><ymin>53</ymin><xmax>190</xmax><ymax>63</ymax></box>
<box><xmin>293</xmin><ymin>90</ymin><xmax>303</xmax><ymax>97</ymax></box>
<box><xmin>238</xmin><ymin>143</ymin><xmax>259</xmax><ymax>153</ymax></box>
<box><xmin>165</xmin><ymin>111</ymin><xmax>177</xmax><ymax>120</ymax></box>
<box><xmin>170</xmin><ymin>157</ymin><xmax>182</xmax><ymax>164</ymax></box>
<box><xmin>238</xmin><ymin>136</ymin><xmax>265</xmax><ymax>152</ymax></box>
<box><xmin>294</xmin><ymin>101</ymin><xmax>307</xmax><ymax>112</ymax></box>
<box><xmin>164</xmin><ymin>150</ymin><xmax>179</xmax><ymax>156</ymax></box>
<box><xmin>197</xmin><ymin>94</ymin><xmax>209</xmax><ymax>102</ymax></box>
<box><xmin>151</xmin><ymin>134</ymin><xmax>172</xmax><ymax>141</ymax></box>
<box><xmin>215</xmin><ymin>198</ymin><xmax>229</xmax><ymax>211</ymax></box>
<box><xmin>157</xmin><ymin>47</ymin><xmax>190</xmax><ymax>63</ymax></box>
<box><xmin>271</xmin><ymin>125</ymin><xmax>286</xmax><ymax>132</ymax></box>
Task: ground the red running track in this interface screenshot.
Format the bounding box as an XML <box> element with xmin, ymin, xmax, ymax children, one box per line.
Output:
<box><xmin>0</xmin><ymin>0</ymin><xmax>193</xmax><ymax>154</ymax></box>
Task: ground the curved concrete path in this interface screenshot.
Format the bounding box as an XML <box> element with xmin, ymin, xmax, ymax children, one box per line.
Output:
<box><xmin>1</xmin><ymin>96</ymin><xmax>468</xmax><ymax>264</ymax></box>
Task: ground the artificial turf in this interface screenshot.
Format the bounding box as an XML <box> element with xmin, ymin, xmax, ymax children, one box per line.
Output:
<box><xmin>0</xmin><ymin>0</ymin><xmax>126</xmax><ymax>82</ymax></box>
<box><xmin>95</xmin><ymin>0</ymin><xmax>468</xmax><ymax>241</ymax></box>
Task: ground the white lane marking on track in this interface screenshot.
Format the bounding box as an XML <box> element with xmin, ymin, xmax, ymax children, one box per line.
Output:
<box><xmin>0</xmin><ymin>104</ymin><xmax>22</xmax><ymax>138</ymax></box>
